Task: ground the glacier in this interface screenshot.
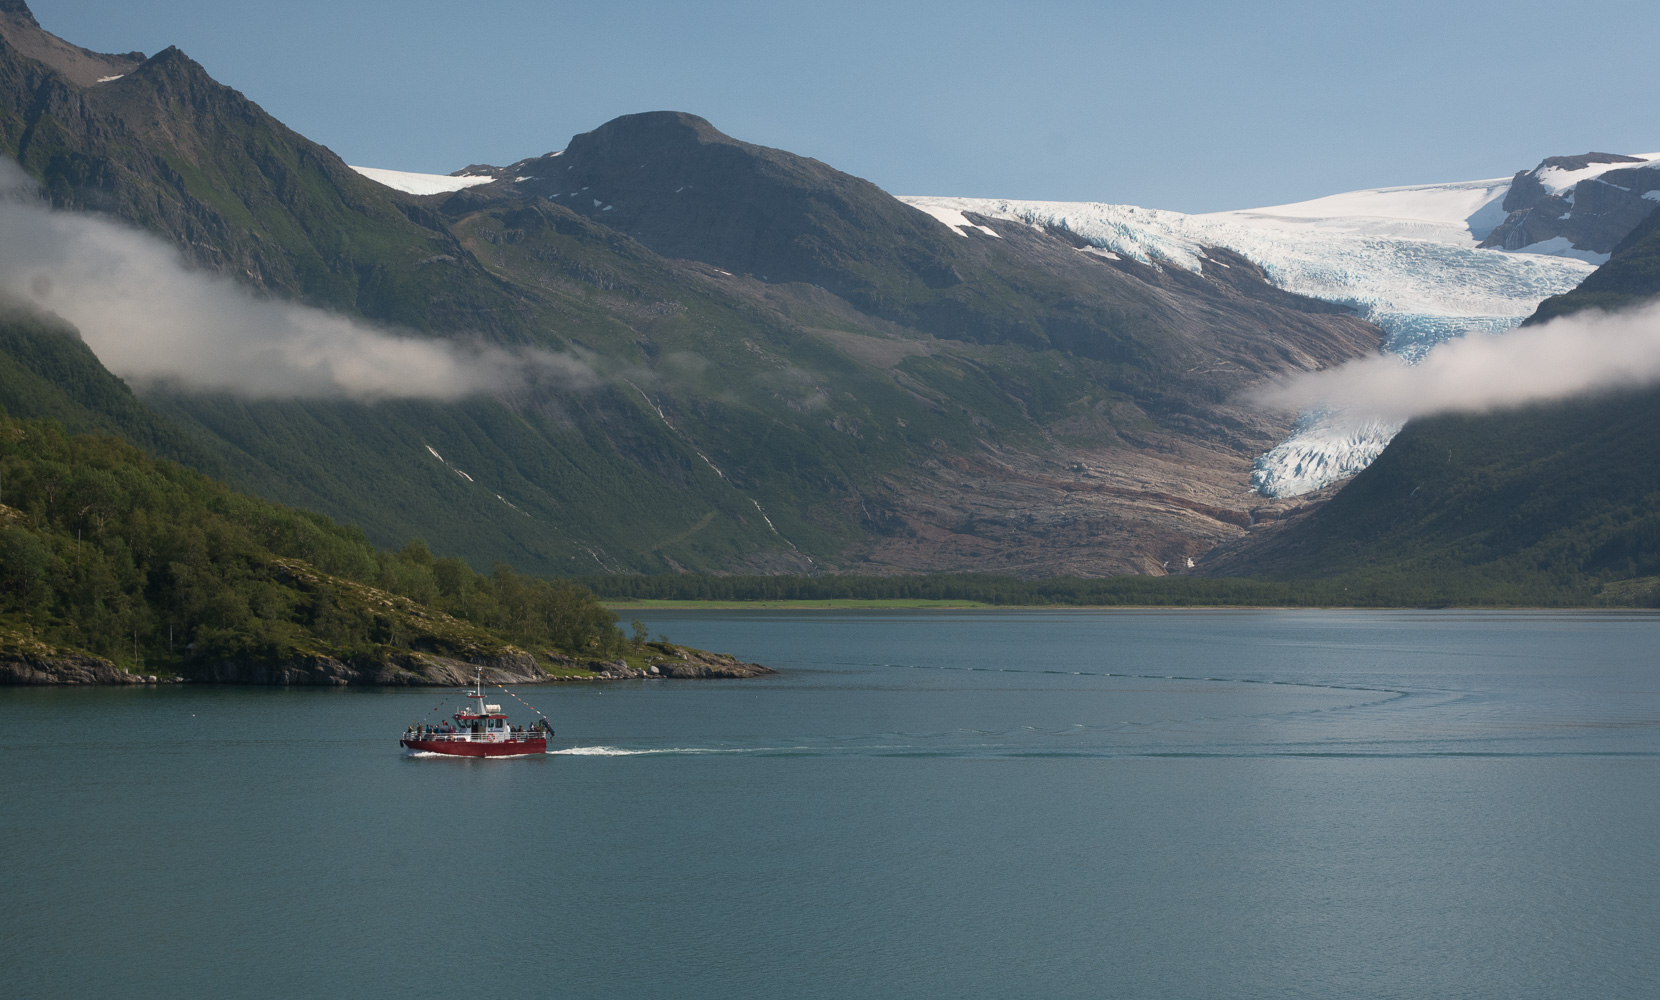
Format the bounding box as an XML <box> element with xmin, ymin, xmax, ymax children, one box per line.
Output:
<box><xmin>348</xmin><ymin>166</ymin><xmax>495</xmax><ymax>195</ymax></box>
<box><xmin>349</xmin><ymin>148</ymin><xmax>1642</xmax><ymax>498</ymax></box>
<box><xmin>901</xmin><ymin>176</ymin><xmax>1602</xmax><ymax>497</ymax></box>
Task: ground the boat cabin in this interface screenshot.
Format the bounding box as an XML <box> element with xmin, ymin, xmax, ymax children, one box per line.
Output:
<box><xmin>454</xmin><ymin>703</ymin><xmax>511</xmax><ymax>740</ymax></box>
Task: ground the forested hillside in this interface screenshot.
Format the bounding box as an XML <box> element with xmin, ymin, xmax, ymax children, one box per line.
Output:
<box><xmin>0</xmin><ymin>409</ymin><xmax>637</xmax><ymax>681</ymax></box>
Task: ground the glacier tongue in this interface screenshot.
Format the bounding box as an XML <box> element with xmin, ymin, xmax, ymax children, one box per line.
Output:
<box><xmin>900</xmin><ymin>184</ymin><xmax>1597</xmax><ymax>496</ymax></box>
<box><xmin>1249</xmin><ymin>413</ymin><xmax>1403</xmax><ymax>498</ymax></box>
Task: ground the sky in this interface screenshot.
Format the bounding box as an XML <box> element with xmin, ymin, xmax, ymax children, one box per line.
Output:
<box><xmin>28</xmin><ymin>0</ymin><xmax>1660</xmax><ymax>214</ymax></box>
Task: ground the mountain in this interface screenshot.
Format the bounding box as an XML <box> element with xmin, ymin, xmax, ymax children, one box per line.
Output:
<box><xmin>0</xmin><ymin>3</ymin><xmax>527</xmax><ymax>332</ymax></box>
<box><xmin>9</xmin><ymin>2</ymin><xmax>1651</xmax><ymax>585</ymax></box>
<box><xmin>1202</xmin><ymin>209</ymin><xmax>1660</xmax><ymax>599</ymax></box>
<box><xmin>1531</xmin><ymin>201</ymin><xmax>1660</xmax><ymax>322</ymax></box>
<box><xmin>0</xmin><ymin>4</ymin><xmax>1392</xmax><ymax>578</ymax></box>
<box><xmin>0</xmin><ymin>305</ymin><xmax>214</xmax><ymax>467</ymax></box>
<box><xmin>0</xmin><ymin>407</ymin><xmax>710</xmax><ymax>685</ymax></box>
<box><xmin>1480</xmin><ymin>153</ymin><xmax>1660</xmax><ymax>261</ymax></box>
<box><xmin>909</xmin><ymin>155</ymin><xmax>1660</xmax><ymax>500</ymax></box>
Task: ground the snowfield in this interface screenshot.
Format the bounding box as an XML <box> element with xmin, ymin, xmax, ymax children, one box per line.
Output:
<box><xmin>350</xmin><ymin>149</ymin><xmax>1645</xmax><ymax>499</ymax></box>
<box><xmin>1534</xmin><ymin>152</ymin><xmax>1660</xmax><ymax>195</ymax></box>
<box><xmin>348</xmin><ymin>166</ymin><xmax>495</xmax><ymax>196</ymax></box>
<box><xmin>902</xmin><ymin>174</ymin><xmax>1601</xmax><ymax>497</ymax></box>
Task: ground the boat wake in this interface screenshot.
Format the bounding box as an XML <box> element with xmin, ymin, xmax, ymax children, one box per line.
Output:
<box><xmin>548</xmin><ymin>745</ymin><xmax>757</xmax><ymax>756</ymax></box>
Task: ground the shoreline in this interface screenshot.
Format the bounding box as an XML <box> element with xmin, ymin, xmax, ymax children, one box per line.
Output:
<box><xmin>0</xmin><ymin>635</ymin><xmax>773</xmax><ymax>687</ymax></box>
<box><xmin>605</xmin><ymin>600</ymin><xmax>1655</xmax><ymax>612</ymax></box>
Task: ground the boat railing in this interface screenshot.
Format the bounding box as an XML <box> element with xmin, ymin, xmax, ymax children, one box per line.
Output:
<box><xmin>404</xmin><ymin>730</ymin><xmax>547</xmax><ymax>743</ymax></box>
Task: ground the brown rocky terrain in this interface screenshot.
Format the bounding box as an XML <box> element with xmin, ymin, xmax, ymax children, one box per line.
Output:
<box><xmin>0</xmin><ymin>7</ymin><xmax>1382</xmax><ymax>578</ymax></box>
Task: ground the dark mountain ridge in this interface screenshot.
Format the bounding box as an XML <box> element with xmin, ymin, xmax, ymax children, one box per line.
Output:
<box><xmin>1531</xmin><ymin>203</ymin><xmax>1660</xmax><ymax>322</ymax></box>
<box><xmin>463</xmin><ymin>111</ymin><xmax>1376</xmax><ymax>382</ymax></box>
<box><xmin>1207</xmin><ymin>187</ymin><xmax>1660</xmax><ymax>598</ymax></box>
<box><xmin>0</xmin><ymin>3</ymin><xmax>1384</xmax><ymax>578</ymax></box>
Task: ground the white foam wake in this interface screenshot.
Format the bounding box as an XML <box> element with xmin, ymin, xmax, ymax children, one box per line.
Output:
<box><xmin>548</xmin><ymin>745</ymin><xmax>742</xmax><ymax>756</ymax></box>
<box><xmin>548</xmin><ymin>745</ymin><xmax>790</xmax><ymax>756</ymax></box>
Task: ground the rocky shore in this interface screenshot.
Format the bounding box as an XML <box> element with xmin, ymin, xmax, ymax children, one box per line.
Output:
<box><xmin>0</xmin><ymin>629</ymin><xmax>772</xmax><ymax>686</ymax></box>
<box><xmin>547</xmin><ymin>646</ymin><xmax>774</xmax><ymax>681</ymax></box>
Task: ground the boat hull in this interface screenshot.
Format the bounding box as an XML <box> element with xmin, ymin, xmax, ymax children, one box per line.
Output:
<box><xmin>401</xmin><ymin>738</ymin><xmax>547</xmax><ymax>757</ymax></box>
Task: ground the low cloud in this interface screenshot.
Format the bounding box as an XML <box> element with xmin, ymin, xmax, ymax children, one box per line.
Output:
<box><xmin>1251</xmin><ymin>300</ymin><xmax>1660</xmax><ymax>422</ymax></box>
<box><xmin>0</xmin><ymin>159</ymin><xmax>590</xmax><ymax>400</ymax></box>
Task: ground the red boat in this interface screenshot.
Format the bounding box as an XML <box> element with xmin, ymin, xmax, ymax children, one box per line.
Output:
<box><xmin>401</xmin><ymin>672</ymin><xmax>551</xmax><ymax>757</ymax></box>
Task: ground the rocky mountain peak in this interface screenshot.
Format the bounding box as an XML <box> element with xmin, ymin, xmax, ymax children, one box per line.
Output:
<box><xmin>1480</xmin><ymin>151</ymin><xmax>1660</xmax><ymax>257</ymax></box>
<box><xmin>1533</xmin><ymin>152</ymin><xmax>1645</xmax><ymax>173</ymax></box>
<box><xmin>566</xmin><ymin>110</ymin><xmax>736</xmax><ymax>158</ymax></box>
<box><xmin>0</xmin><ymin>0</ymin><xmax>144</xmax><ymax>86</ymax></box>
<box><xmin>0</xmin><ymin>0</ymin><xmax>38</xmax><ymax>28</ymax></box>
<box><xmin>456</xmin><ymin>109</ymin><xmax>947</xmax><ymax>295</ymax></box>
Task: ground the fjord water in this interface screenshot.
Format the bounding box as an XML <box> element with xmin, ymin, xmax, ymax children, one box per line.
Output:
<box><xmin>4</xmin><ymin>611</ymin><xmax>1657</xmax><ymax>999</ymax></box>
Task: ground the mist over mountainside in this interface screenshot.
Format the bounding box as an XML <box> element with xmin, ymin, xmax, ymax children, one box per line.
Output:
<box><xmin>0</xmin><ymin>5</ymin><xmax>1391</xmax><ymax>578</ymax></box>
<box><xmin>1202</xmin><ymin>206</ymin><xmax>1660</xmax><ymax>593</ymax></box>
<box><xmin>2</xmin><ymin>0</ymin><xmax>1657</xmax><ymax>588</ymax></box>
<box><xmin>906</xmin><ymin>151</ymin><xmax>1660</xmax><ymax>499</ymax></box>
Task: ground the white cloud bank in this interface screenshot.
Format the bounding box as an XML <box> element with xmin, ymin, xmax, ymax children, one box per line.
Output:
<box><xmin>0</xmin><ymin>160</ymin><xmax>587</xmax><ymax>400</ymax></box>
<box><xmin>1252</xmin><ymin>299</ymin><xmax>1660</xmax><ymax>422</ymax></box>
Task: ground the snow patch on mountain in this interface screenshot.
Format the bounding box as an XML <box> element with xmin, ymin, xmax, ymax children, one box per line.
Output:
<box><xmin>909</xmin><ymin>202</ymin><xmax>1002</xmax><ymax>238</ymax></box>
<box><xmin>902</xmin><ymin>178</ymin><xmax>1599</xmax><ymax>498</ymax></box>
<box><xmin>902</xmin><ymin>190</ymin><xmax>1593</xmax><ymax>360</ymax></box>
<box><xmin>1535</xmin><ymin>152</ymin><xmax>1660</xmax><ymax>194</ymax></box>
<box><xmin>349</xmin><ymin>166</ymin><xmax>495</xmax><ymax>196</ymax></box>
<box><xmin>1511</xmin><ymin>236</ymin><xmax>1610</xmax><ymax>264</ymax></box>
<box><xmin>1229</xmin><ymin>176</ymin><xmax>1515</xmax><ymax>240</ymax></box>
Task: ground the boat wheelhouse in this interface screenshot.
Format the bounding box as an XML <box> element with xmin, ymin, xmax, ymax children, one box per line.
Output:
<box><xmin>400</xmin><ymin>672</ymin><xmax>550</xmax><ymax>757</ymax></box>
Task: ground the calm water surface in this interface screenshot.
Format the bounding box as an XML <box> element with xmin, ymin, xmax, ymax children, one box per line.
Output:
<box><xmin>4</xmin><ymin>610</ymin><xmax>1657</xmax><ymax>998</ymax></box>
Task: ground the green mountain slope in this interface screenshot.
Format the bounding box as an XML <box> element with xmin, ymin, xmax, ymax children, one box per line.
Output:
<box><xmin>0</xmin><ymin>305</ymin><xmax>214</xmax><ymax>467</ymax></box>
<box><xmin>0</xmin><ymin>4</ymin><xmax>1384</xmax><ymax>577</ymax></box>
<box><xmin>0</xmin><ymin>10</ymin><xmax>530</xmax><ymax>335</ymax></box>
<box><xmin>1214</xmin><ymin>197</ymin><xmax>1660</xmax><ymax>600</ymax></box>
<box><xmin>478</xmin><ymin>111</ymin><xmax>1377</xmax><ymax>385</ymax></box>
<box><xmin>1215</xmin><ymin>388</ymin><xmax>1660</xmax><ymax>599</ymax></box>
<box><xmin>0</xmin><ymin>409</ymin><xmax>694</xmax><ymax>682</ymax></box>
<box><xmin>1531</xmin><ymin>205</ymin><xmax>1660</xmax><ymax>321</ymax></box>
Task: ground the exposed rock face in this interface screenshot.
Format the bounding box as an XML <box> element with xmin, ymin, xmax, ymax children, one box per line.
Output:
<box><xmin>0</xmin><ymin>1</ymin><xmax>142</xmax><ymax>87</ymax></box>
<box><xmin>1530</xmin><ymin>197</ymin><xmax>1660</xmax><ymax>322</ymax></box>
<box><xmin>649</xmin><ymin>649</ymin><xmax>773</xmax><ymax>679</ymax></box>
<box><xmin>649</xmin><ymin>655</ymin><xmax>773</xmax><ymax>679</ymax></box>
<box><xmin>0</xmin><ymin>626</ymin><xmax>175</xmax><ymax>684</ymax></box>
<box><xmin>1480</xmin><ymin>154</ymin><xmax>1660</xmax><ymax>255</ymax></box>
<box><xmin>185</xmin><ymin>650</ymin><xmax>550</xmax><ymax>686</ymax></box>
<box><xmin>0</xmin><ymin>650</ymin><xmax>151</xmax><ymax>684</ymax></box>
<box><xmin>543</xmin><ymin>647</ymin><xmax>774</xmax><ymax>680</ymax></box>
<box><xmin>448</xmin><ymin>114</ymin><xmax>1384</xmax><ymax>576</ymax></box>
<box><xmin>0</xmin><ymin>639</ymin><xmax>773</xmax><ymax>686</ymax></box>
<box><xmin>0</xmin><ymin>9</ymin><xmax>1388</xmax><ymax>579</ymax></box>
<box><xmin>469</xmin><ymin>112</ymin><xmax>1381</xmax><ymax>375</ymax></box>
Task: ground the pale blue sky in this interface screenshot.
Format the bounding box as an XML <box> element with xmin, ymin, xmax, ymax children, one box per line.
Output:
<box><xmin>31</xmin><ymin>0</ymin><xmax>1660</xmax><ymax>213</ymax></box>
